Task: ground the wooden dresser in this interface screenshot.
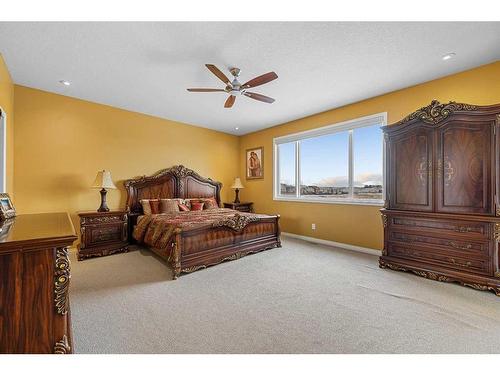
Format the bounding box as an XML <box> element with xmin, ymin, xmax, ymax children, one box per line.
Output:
<box><xmin>78</xmin><ymin>211</ymin><xmax>128</xmax><ymax>260</ymax></box>
<box><xmin>0</xmin><ymin>213</ymin><xmax>77</xmax><ymax>353</ymax></box>
<box><xmin>380</xmin><ymin>100</ymin><xmax>500</xmax><ymax>296</ymax></box>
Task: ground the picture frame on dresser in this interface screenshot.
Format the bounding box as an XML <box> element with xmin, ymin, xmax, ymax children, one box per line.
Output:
<box><xmin>0</xmin><ymin>193</ymin><xmax>16</xmax><ymax>220</ymax></box>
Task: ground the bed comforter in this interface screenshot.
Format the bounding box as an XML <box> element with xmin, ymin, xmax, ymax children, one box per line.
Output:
<box><xmin>133</xmin><ymin>208</ymin><xmax>263</xmax><ymax>250</ymax></box>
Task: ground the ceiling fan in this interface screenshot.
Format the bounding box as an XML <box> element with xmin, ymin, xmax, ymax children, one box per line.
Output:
<box><xmin>187</xmin><ymin>64</ymin><xmax>278</xmax><ymax>108</ymax></box>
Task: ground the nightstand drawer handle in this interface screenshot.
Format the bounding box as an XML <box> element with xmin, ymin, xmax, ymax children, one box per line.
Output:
<box><xmin>95</xmin><ymin>228</ymin><xmax>119</xmax><ymax>241</ymax></box>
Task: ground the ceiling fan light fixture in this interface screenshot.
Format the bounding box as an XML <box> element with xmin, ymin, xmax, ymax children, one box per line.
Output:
<box><xmin>187</xmin><ymin>65</ymin><xmax>277</xmax><ymax>108</ymax></box>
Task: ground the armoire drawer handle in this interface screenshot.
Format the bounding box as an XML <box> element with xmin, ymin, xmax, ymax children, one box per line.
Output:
<box><xmin>449</xmin><ymin>258</ymin><xmax>472</xmax><ymax>268</ymax></box>
<box><xmin>454</xmin><ymin>226</ymin><xmax>473</xmax><ymax>233</ymax></box>
<box><xmin>448</xmin><ymin>241</ymin><xmax>472</xmax><ymax>250</ymax></box>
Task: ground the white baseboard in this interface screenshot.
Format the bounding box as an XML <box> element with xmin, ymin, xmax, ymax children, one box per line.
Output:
<box><xmin>281</xmin><ymin>232</ymin><xmax>381</xmax><ymax>256</ymax></box>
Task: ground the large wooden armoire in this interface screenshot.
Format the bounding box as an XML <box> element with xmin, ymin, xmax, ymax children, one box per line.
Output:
<box><xmin>380</xmin><ymin>100</ymin><xmax>500</xmax><ymax>296</ymax></box>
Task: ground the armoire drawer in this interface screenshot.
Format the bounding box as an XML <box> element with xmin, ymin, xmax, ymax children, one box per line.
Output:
<box><xmin>386</xmin><ymin>242</ymin><xmax>492</xmax><ymax>276</ymax></box>
<box><xmin>388</xmin><ymin>215</ymin><xmax>491</xmax><ymax>240</ymax></box>
<box><xmin>388</xmin><ymin>230</ymin><xmax>490</xmax><ymax>257</ymax></box>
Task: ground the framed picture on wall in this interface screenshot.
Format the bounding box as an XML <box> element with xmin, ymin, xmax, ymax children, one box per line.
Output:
<box><xmin>246</xmin><ymin>147</ymin><xmax>264</xmax><ymax>179</ymax></box>
<box><xmin>0</xmin><ymin>193</ymin><xmax>16</xmax><ymax>220</ymax></box>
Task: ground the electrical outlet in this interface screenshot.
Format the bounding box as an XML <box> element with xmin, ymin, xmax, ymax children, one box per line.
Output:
<box><xmin>311</xmin><ymin>223</ymin><xmax>316</xmax><ymax>230</ymax></box>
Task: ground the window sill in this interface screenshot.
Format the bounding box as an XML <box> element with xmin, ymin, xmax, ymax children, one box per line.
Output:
<box><xmin>273</xmin><ymin>196</ymin><xmax>384</xmax><ymax>207</ymax></box>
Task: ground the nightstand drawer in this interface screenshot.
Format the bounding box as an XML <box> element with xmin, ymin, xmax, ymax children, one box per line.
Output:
<box><xmin>235</xmin><ymin>206</ymin><xmax>251</xmax><ymax>212</ymax></box>
<box><xmin>223</xmin><ymin>202</ymin><xmax>254</xmax><ymax>212</ymax></box>
<box><xmin>84</xmin><ymin>224</ymin><xmax>126</xmax><ymax>245</ymax></box>
<box><xmin>81</xmin><ymin>214</ymin><xmax>126</xmax><ymax>225</ymax></box>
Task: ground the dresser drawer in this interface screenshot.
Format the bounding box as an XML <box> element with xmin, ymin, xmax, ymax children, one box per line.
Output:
<box><xmin>387</xmin><ymin>242</ymin><xmax>492</xmax><ymax>276</ymax></box>
<box><xmin>388</xmin><ymin>230</ymin><xmax>490</xmax><ymax>257</ymax></box>
<box><xmin>388</xmin><ymin>215</ymin><xmax>491</xmax><ymax>240</ymax></box>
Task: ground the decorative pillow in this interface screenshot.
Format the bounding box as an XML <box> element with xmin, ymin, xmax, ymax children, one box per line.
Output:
<box><xmin>160</xmin><ymin>199</ymin><xmax>180</xmax><ymax>214</ymax></box>
<box><xmin>178</xmin><ymin>203</ymin><xmax>190</xmax><ymax>212</ymax></box>
<box><xmin>180</xmin><ymin>199</ymin><xmax>192</xmax><ymax>210</ymax></box>
<box><xmin>149</xmin><ymin>199</ymin><xmax>161</xmax><ymax>214</ymax></box>
<box><xmin>140</xmin><ymin>199</ymin><xmax>152</xmax><ymax>215</ymax></box>
<box><xmin>190</xmin><ymin>201</ymin><xmax>205</xmax><ymax>211</ymax></box>
<box><xmin>202</xmin><ymin>197</ymin><xmax>219</xmax><ymax>209</ymax></box>
<box><xmin>184</xmin><ymin>198</ymin><xmax>203</xmax><ymax>209</ymax></box>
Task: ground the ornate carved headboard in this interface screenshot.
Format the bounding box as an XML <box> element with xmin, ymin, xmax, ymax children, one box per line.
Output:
<box><xmin>124</xmin><ymin>165</ymin><xmax>222</xmax><ymax>215</ymax></box>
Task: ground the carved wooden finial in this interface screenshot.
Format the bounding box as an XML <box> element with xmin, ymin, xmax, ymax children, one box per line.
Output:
<box><xmin>212</xmin><ymin>213</ymin><xmax>260</xmax><ymax>232</ymax></box>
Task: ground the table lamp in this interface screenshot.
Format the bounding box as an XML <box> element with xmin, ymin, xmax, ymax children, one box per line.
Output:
<box><xmin>230</xmin><ymin>177</ymin><xmax>244</xmax><ymax>204</ymax></box>
<box><xmin>91</xmin><ymin>170</ymin><xmax>117</xmax><ymax>212</ymax></box>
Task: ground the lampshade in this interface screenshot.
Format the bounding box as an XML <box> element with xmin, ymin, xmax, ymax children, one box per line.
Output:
<box><xmin>91</xmin><ymin>170</ymin><xmax>117</xmax><ymax>190</ymax></box>
<box><xmin>230</xmin><ymin>177</ymin><xmax>244</xmax><ymax>190</ymax></box>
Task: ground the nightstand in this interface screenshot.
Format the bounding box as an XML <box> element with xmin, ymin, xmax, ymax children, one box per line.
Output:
<box><xmin>223</xmin><ymin>202</ymin><xmax>254</xmax><ymax>212</ymax></box>
<box><xmin>77</xmin><ymin>211</ymin><xmax>128</xmax><ymax>260</ymax></box>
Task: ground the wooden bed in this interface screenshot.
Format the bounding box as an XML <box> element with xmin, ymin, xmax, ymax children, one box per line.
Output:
<box><xmin>124</xmin><ymin>165</ymin><xmax>281</xmax><ymax>278</ymax></box>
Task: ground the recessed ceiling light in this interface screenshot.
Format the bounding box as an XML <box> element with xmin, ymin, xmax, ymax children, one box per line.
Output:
<box><xmin>442</xmin><ymin>53</ymin><xmax>456</xmax><ymax>61</ymax></box>
<box><xmin>59</xmin><ymin>80</ymin><xmax>71</xmax><ymax>86</ymax></box>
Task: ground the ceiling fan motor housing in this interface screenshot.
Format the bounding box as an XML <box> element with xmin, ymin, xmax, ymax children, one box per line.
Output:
<box><xmin>187</xmin><ymin>64</ymin><xmax>277</xmax><ymax>107</ymax></box>
<box><xmin>229</xmin><ymin>67</ymin><xmax>241</xmax><ymax>77</ymax></box>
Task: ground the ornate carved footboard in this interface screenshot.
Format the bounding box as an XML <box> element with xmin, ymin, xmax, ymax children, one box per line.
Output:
<box><xmin>168</xmin><ymin>213</ymin><xmax>281</xmax><ymax>279</ymax></box>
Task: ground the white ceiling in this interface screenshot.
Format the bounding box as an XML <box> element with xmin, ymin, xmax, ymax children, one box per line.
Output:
<box><xmin>0</xmin><ymin>22</ymin><xmax>499</xmax><ymax>135</ymax></box>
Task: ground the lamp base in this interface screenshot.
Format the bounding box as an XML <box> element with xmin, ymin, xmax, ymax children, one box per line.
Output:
<box><xmin>97</xmin><ymin>188</ymin><xmax>110</xmax><ymax>212</ymax></box>
<box><xmin>233</xmin><ymin>188</ymin><xmax>240</xmax><ymax>204</ymax></box>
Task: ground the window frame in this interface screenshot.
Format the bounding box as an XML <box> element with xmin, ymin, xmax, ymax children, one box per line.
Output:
<box><xmin>0</xmin><ymin>108</ymin><xmax>6</xmax><ymax>193</ymax></box>
<box><xmin>273</xmin><ymin>112</ymin><xmax>387</xmax><ymax>206</ymax></box>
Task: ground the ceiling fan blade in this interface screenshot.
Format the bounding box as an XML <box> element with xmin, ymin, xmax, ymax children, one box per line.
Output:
<box><xmin>224</xmin><ymin>95</ymin><xmax>236</xmax><ymax>108</ymax></box>
<box><xmin>205</xmin><ymin>64</ymin><xmax>231</xmax><ymax>85</ymax></box>
<box><xmin>243</xmin><ymin>92</ymin><xmax>275</xmax><ymax>104</ymax></box>
<box><xmin>187</xmin><ymin>88</ymin><xmax>226</xmax><ymax>92</ymax></box>
<box><xmin>241</xmin><ymin>72</ymin><xmax>278</xmax><ymax>89</ymax></box>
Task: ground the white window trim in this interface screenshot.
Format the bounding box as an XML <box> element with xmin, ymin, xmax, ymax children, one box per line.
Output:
<box><xmin>0</xmin><ymin>108</ymin><xmax>6</xmax><ymax>193</ymax></box>
<box><xmin>273</xmin><ymin>112</ymin><xmax>387</xmax><ymax>206</ymax></box>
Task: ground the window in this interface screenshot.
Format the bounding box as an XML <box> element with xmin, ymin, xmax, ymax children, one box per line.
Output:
<box><xmin>300</xmin><ymin>132</ymin><xmax>349</xmax><ymax>198</ymax></box>
<box><xmin>273</xmin><ymin>113</ymin><xmax>386</xmax><ymax>205</ymax></box>
<box><xmin>0</xmin><ymin>108</ymin><xmax>5</xmax><ymax>193</ymax></box>
<box><xmin>277</xmin><ymin>142</ymin><xmax>296</xmax><ymax>196</ymax></box>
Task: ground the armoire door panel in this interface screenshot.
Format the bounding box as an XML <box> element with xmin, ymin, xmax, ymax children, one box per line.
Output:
<box><xmin>436</xmin><ymin>121</ymin><xmax>494</xmax><ymax>215</ymax></box>
<box><xmin>389</xmin><ymin>127</ymin><xmax>433</xmax><ymax>211</ymax></box>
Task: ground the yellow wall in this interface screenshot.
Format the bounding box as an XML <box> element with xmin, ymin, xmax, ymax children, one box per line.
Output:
<box><xmin>0</xmin><ymin>54</ymin><xmax>14</xmax><ymax>195</ymax></box>
<box><xmin>8</xmin><ymin>60</ymin><xmax>500</xmax><ymax>251</ymax></box>
<box><xmin>14</xmin><ymin>86</ymin><xmax>240</xmax><ymax>234</ymax></box>
<box><xmin>239</xmin><ymin>61</ymin><xmax>500</xmax><ymax>250</ymax></box>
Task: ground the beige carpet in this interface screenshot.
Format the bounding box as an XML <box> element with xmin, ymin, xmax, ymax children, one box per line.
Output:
<box><xmin>69</xmin><ymin>237</ymin><xmax>500</xmax><ymax>354</ymax></box>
